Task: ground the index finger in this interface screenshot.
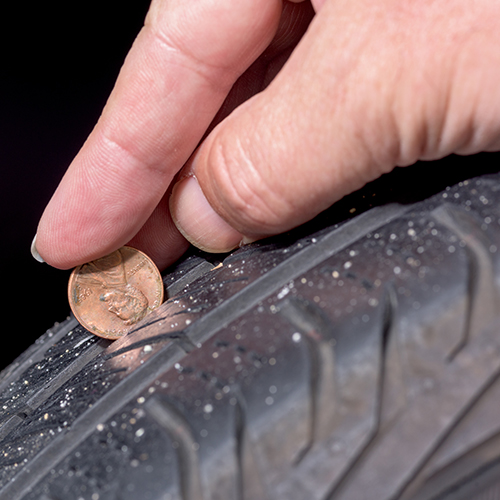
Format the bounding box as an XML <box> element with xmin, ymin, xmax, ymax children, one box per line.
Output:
<box><xmin>35</xmin><ymin>0</ymin><xmax>283</xmax><ymax>269</ymax></box>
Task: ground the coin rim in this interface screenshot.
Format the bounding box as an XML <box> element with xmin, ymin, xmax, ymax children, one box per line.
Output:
<box><xmin>68</xmin><ymin>246</ymin><xmax>164</xmax><ymax>340</ymax></box>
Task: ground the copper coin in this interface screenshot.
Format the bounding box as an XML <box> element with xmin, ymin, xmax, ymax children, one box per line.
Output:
<box><xmin>68</xmin><ymin>246</ymin><xmax>164</xmax><ymax>340</ymax></box>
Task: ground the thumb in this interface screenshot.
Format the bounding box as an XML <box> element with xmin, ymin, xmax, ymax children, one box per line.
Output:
<box><xmin>169</xmin><ymin>0</ymin><xmax>399</xmax><ymax>253</ymax></box>
<box><xmin>169</xmin><ymin>0</ymin><xmax>500</xmax><ymax>253</ymax></box>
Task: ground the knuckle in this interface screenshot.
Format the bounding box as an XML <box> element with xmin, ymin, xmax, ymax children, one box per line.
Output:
<box><xmin>206</xmin><ymin>135</ymin><xmax>292</xmax><ymax>234</ymax></box>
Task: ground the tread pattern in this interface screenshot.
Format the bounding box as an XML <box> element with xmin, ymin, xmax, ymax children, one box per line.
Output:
<box><xmin>2</xmin><ymin>167</ymin><xmax>500</xmax><ymax>499</ymax></box>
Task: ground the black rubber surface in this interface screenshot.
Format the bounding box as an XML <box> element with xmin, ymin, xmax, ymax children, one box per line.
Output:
<box><xmin>2</xmin><ymin>155</ymin><xmax>500</xmax><ymax>499</ymax></box>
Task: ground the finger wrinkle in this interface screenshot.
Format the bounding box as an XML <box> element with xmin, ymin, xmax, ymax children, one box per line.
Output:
<box><xmin>98</xmin><ymin>132</ymin><xmax>160</xmax><ymax>186</ymax></box>
<box><xmin>206</xmin><ymin>129</ymin><xmax>295</xmax><ymax>233</ymax></box>
<box><xmin>143</xmin><ymin>23</ymin><xmax>242</xmax><ymax>93</ymax></box>
<box><xmin>96</xmin><ymin>132</ymin><xmax>172</xmax><ymax>194</ymax></box>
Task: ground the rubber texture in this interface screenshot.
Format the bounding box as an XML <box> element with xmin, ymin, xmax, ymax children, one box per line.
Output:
<box><xmin>2</xmin><ymin>157</ymin><xmax>500</xmax><ymax>500</ymax></box>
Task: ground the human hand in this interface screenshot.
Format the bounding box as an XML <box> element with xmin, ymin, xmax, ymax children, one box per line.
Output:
<box><xmin>34</xmin><ymin>0</ymin><xmax>500</xmax><ymax>270</ymax></box>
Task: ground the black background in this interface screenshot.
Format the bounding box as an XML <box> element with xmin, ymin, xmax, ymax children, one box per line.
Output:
<box><xmin>1</xmin><ymin>1</ymin><xmax>151</xmax><ymax>369</ymax></box>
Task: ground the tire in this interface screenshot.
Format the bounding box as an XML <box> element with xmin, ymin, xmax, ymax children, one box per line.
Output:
<box><xmin>2</xmin><ymin>155</ymin><xmax>500</xmax><ymax>500</ymax></box>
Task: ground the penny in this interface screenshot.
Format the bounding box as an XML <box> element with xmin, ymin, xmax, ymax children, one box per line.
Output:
<box><xmin>68</xmin><ymin>246</ymin><xmax>164</xmax><ymax>340</ymax></box>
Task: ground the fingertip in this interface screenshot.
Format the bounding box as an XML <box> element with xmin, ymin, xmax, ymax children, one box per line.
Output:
<box><xmin>170</xmin><ymin>175</ymin><xmax>242</xmax><ymax>253</ymax></box>
<box><xmin>33</xmin><ymin>234</ymin><xmax>95</xmax><ymax>270</ymax></box>
<box><xmin>35</xmin><ymin>212</ymin><xmax>123</xmax><ymax>270</ymax></box>
<box><xmin>32</xmin><ymin>225</ymin><xmax>72</xmax><ymax>269</ymax></box>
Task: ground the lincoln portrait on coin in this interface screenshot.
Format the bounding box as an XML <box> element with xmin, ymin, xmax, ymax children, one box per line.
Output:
<box><xmin>100</xmin><ymin>283</ymin><xmax>149</xmax><ymax>325</ymax></box>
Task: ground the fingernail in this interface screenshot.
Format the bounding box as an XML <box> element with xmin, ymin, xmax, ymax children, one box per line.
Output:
<box><xmin>31</xmin><ymin>234</ymin><xmax>45</xmax><ymax>263</ymax></box>
<box><xmin>170</xmin><ymin>175</ymin><xmax>242</xmax><ymax>253</ymax></box>
<box><xmin>239</xmin><ymin>235</ymin><xmax>258</xmax><ymax>246</ymax></box>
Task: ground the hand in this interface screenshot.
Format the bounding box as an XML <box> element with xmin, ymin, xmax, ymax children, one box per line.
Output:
<box><xmin>34</xmin><ymin>0</ymin><xmax>500</xmax><ymax>270</ymax></box>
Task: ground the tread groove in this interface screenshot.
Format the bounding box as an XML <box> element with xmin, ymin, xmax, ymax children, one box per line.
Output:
<box><xmin>0</xmin><ymin>318</ymin><xmax>79</xmax><ymax>393</ymax></box>
<box><xmin>165</xmin><ymin>260</ymin><xmax>216</xmax><ymax>297</ymax></box>
<box><xmin>0</xmin><ymin>337</ymin><xmax>109</xmax><ymax>441</ymax></box>
<box><xmin>327</xmin><ymin>286</ymin><xmax>395</xmax><ymax>500</ymax></box>
<box><xmin>431</xmin><ymin>204</ymin><xmax>499</xmax><ymax>360</ymax></box>
<box><xmin>232</xmin><ymin>388</ymin><xmax>269</xmax><ymax>500</ymax></box>
<box><xmin>146</xmin><ymin>397</ymin><xmax>204</xmax><ymax>500</ymax></box>
<box><xmin>23</xmin><ymin>339</ymin><xmax>110</xmax><ymax>410</ymax></box>
<box><xmin>397</xmin><ymin>366</ymin><xmax>500</xmax><ymax>500</ymax></box>
<box><xmin>234</xmin><ymin>395</ymin><xmax>245</xmax><ymax>500</ymax></box>
<box><xmin>277</xmin><ymin>297</ymin><xmax>335</xmax><ymax>462</ymax></box>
